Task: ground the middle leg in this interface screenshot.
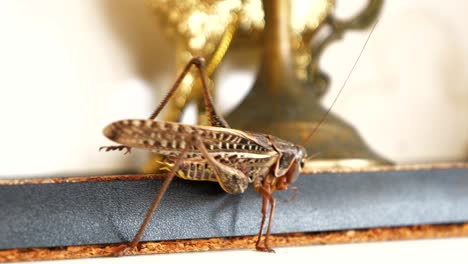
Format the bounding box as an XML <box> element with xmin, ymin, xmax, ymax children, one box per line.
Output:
<box><xmin>112</xmin><ymin>148</ymin><xmax>188</xmax><ymax>256</ymax></box>
<box><xmin>255</xmin><ymin>182</ymin><xmax>276</xmax><ymax>253</ymax></box>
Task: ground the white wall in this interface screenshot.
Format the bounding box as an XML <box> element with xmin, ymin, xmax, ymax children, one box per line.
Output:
<box><xmin>324</xmin><ymin>0</ymin><xmax>468</xmax><ymax>164</ymax></box>
<box><xmin>0</xmin><ymin>0</ymin><xmax>467</xmax><ymax>177</ymax></box>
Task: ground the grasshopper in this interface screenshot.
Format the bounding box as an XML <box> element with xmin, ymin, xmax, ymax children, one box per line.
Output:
<box><xmin>100</xmin><ymin>24</ymin><xmax>376</xmax><ymax>255</ymax></box>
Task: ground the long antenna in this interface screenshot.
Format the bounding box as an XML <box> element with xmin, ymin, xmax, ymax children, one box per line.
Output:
<box><xmin>302</xmin><ymin>21</ymin><xmax>379</xmax><ymax>145</ymax></box>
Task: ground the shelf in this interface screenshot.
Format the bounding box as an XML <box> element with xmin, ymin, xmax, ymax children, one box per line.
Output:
<box><xmin>1</xmin><ymin>163</ymin><xmax>468</xmax><ymax>261</ymax></box>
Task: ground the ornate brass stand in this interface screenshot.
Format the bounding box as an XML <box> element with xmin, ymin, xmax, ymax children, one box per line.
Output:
<box><xmin>226</xmin><ymin>0</ymin><xmax>390</xmax><ymax>167</ymax></box>
<box><xmin>144</xmin><ymin>0</ymin><xmax>390</xmax><ymax>169</ymax></box>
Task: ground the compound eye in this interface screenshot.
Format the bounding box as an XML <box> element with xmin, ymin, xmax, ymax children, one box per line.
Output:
<box><xmin>300</xmin><ymin>159</ymin><xmax>305</xmax><ymax>169</ymax></box>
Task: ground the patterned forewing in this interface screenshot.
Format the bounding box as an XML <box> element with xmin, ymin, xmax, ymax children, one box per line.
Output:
<box><xmin>104</xmin><ymin>119</ymin><xmax>195</xmax><ymax>155</ymax></box>
<box><xmin>103</xmin><ymin>119</ymin><xmax>278</xmax><ymax>182</ymax></box>
<box><xmin>104</xmin><ymin>119</ymin><xmax>266</xmax><ymax>153</ymax></box>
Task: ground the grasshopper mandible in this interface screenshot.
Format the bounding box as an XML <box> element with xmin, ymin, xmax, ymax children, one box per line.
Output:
<box><xmin>100</xmin><ymin>24</ymin><xmax>376</xmax><ymax>255</ymax></box>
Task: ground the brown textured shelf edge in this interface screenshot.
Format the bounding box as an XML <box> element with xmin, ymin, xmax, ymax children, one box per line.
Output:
<box><xmin>1</xmin><ymin>223</ymin><xmax>467</xmax><ymax>262</ymax></box>
<box><xmin>1</xmin><ymin>162</ymin><xmax>468</xmax><ymax>185</ymax></box>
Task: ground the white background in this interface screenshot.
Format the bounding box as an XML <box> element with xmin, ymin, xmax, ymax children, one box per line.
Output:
<box><xmin>0</xmin><ymin>0</ymin><xmax>467</xmax><ymax>263</ymax></box>
<box><xmin>0</xmin><ymin>0</ymin><xmax>467</xmax><ymax>176</ymax></box>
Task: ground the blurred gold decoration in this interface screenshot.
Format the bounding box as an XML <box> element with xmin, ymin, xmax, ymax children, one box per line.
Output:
<box><xmin>225</xmin><ymin>0</ymin><xmax>390</xmax><ymax>167</ymax></box>
<box><xmin>144</xmin><ymin>0</ymin><xmax>389</xmax><ymax>171</ymax></box>
<box><xmin>145</xmin><ymin>0</ymin><xmax>243</xmax><ymax>123</ymax></box>
<box><xmin>144</xmin><ymin>0</ymin><xmax>339</xmax><ymax>123</ymax></box>
<box><xmin>144</xmin><ymin>0</ymin><xmax>241</xmax><ymax>173</ymax></box>
<box><xmin>305</xmin><ymin>0</ymin><xmax>385</xmax><ymax>98</ymax></box>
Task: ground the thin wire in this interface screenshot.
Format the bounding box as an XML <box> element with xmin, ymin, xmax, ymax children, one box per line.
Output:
<box><xmin>302</xmin><ymin>21</ymin><xmax>379</xmax><ymax>145</ymax></box>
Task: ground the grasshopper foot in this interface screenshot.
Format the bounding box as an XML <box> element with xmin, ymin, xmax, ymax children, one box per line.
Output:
<box><xmin>111</xmin><ymin>244</ymin><xmax>137</xmax><ymax>257</ymax></box>
<box><xmin>289</xmin><ymin>186</ymin><xmax>299</xmax><ymax>202</ymax></box>
<box><xmin>100</xmin><ymin>145</ymin><xmax>132</xmax><ymax>155</ymax></box>
<box><xmin>256</xmin><ymin>245</ymin><xmax>276</xmax><ymax>253</ymax></box>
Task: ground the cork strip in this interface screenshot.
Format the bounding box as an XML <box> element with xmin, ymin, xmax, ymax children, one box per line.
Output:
<box><xmin>1</xmin><ymin>223</ymin><xmax>467</xmax><ymax>262</ymax></box>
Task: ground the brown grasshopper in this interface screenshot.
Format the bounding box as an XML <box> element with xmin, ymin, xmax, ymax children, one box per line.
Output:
<box><xmin>100</xmin><ymin>24</ymin><xmax>376</xmax><ymax>255</ymax></box>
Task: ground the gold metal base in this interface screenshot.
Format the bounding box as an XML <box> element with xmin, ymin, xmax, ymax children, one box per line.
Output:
<box><xmin>226</xmin><ymin>90</ymin><xmax>391</xmax><ymax>168</ymax></box>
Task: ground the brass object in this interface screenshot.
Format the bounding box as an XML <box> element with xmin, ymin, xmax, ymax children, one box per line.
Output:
<box><xmin>306</xmin><ymin>0</ymin><xmax>385</xmax><ymax>97</ymax></box>
<box><xmin>225</xmin><ymin>0</ymin><xmax>390</xmax><ymax>166</ymax></box>
<box><xmin>144</xmin><ymin>0</ymin><xmax>389</xmax><ymax>168</ymax></box>
<box><xmin>144</xmin><ymin>0</ymin><xmax>337</xmax><ymax>122</ymax></box>
<box><xmin>144</xmin><ymin>0</ymin><xmax>241</xmax><ymax>172</ymax></box>
<box><xmin>145</xmin><ymin>0</ymin><xmax>242</xmax><ymax>124</ymax></box>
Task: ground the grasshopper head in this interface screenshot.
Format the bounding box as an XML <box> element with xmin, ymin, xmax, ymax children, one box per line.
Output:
<box><xmin>271</xmin><ymin>143</ymin><xmax>306</xmax><ymax>192</ymax></box>
<box><xmin>285</xmin><ymin>144</ymin><xmax>307</xmax><ymax>184</ymax></box>
<box><xmin>270</xmin><ymin>136</ymin><xmax>307</xmax><ymax>186</ymax></box>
